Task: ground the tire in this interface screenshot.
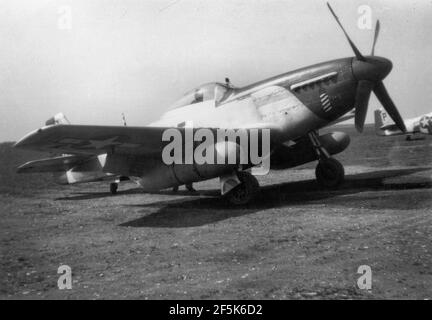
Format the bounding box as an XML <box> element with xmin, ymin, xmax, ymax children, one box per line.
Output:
<box><xmin>315</xmin><ymin>158</ymin><xmax>345</xmax><ymax>188</ymax></box>
<box><xmin>226</xmin><ymin>171</ymin><xmax>260</xmax><ymax>205</ymax></box>
<box><xmin>110</xmin><ymin>183</ymin><xmax>118</xmax><ymax>195</ymax></box>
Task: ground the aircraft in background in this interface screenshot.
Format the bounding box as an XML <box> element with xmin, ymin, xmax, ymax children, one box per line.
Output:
<box><xmin>14</xmin><ymin>3</ymin><xmax>406</xmax><ymax>205</ymax></box>
<box><xmin>375</xmin><ymin>109</ymin><xmax>431</xmax><ymax>137</ymax></box>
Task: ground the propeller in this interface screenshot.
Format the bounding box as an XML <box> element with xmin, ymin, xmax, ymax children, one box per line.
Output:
<box><xmin>327</xmin><ymin>3</ymin><xmax>406</xmax><ymax>133</ymax></box>
<box><xmin>371</xmin><ymin>20</ymin><xmax>380</xmax><ymax>56</ymax></box>
<box><xmin>326</xmin><ymin>3</ymin><xmax>365</xmax><ymax>61</ymax></box>
<box><xmin>373</xmin><ymin>81</ymin><xmax>406</xmax><ymax>132</ymax></box>
<box><xmin>354</xmin><ymin>80</ymin><xmax>374</xmax><ymax>132</ymax></box>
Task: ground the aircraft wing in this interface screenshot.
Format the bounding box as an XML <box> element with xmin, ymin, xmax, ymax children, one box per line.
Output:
<box><xmin>17</xmin><ymin>154</ymin><xmax>93</xmax><ymax>173</ymax></box>
<box><xmin>14</xmin><ymin>123</ymin><xmax>283</xmax><ymax>156</ymax></box>
<box><xmin>14</xmin><ymin>124</ymin><xmax>184</xmax><ymax>156</ymax></box>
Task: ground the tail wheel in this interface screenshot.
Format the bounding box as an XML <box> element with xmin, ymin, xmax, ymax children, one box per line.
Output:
<box><xmin>226</xmin><ymin>171</ymin><xmax>259</xmax><ymax>205</ymax></box>
<box><xmin>315</xmin><ymin>158</ymin><xmax>345</xmax><ymax>188</ymax></box>
<box><xmin>110</xmin><ymin>182</ymin><xmax>118</xmax><ymax>195</ymax></box>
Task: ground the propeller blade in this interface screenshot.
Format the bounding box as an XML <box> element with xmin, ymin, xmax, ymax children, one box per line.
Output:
<box><xmin>327</xmin><ymin>2</ymin><xmax>366</xmax><ymax>61</ymax></box>
<box><xmin>355</xmin><ymin>80</ymin><xmax>374</xmax><ymax>132</ymax></box>
<box><xmin>371</xmin><ymin>20</ymin><xmax>380</xmax><ymax>56</ymax></box>
<box><xmin>373</xmin><ymin>81</ymin><xmax>407</xmax><ymax>132</ymax></box>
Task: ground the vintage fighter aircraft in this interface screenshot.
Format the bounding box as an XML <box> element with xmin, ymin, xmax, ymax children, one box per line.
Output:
<box><xmin>15</xmin><ymin>3</ymin><xmax>406</xmax><ymax>205</ymax></box>
<box><xmin>375</xmin><ymin>108</ymin><xmax>432</xmax><ymax>137</ymax></box>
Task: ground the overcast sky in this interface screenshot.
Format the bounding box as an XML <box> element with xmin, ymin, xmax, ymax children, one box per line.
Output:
<box><xmin>1</xmin><ymin>0</ymin><xmax>431</xmax><ymax>141</ymax></box>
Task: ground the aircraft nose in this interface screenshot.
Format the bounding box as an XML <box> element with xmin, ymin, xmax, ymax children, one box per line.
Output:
<box><xmin>352</xmin><ymin>56</ymin><xmax>393</xmax><ymax>82</ymax></box>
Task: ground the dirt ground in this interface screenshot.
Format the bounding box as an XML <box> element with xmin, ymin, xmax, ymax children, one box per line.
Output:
<box><xmin>1</xmin><ymin>126</ymin><xmax>432</xmax><ymax>299</ymax></box>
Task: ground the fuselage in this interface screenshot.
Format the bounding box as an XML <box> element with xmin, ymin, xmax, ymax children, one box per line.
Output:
<box><xmin>151</xmin><ymin>57</ymin><xmax>358</xmax><ymax>142</ymax></box>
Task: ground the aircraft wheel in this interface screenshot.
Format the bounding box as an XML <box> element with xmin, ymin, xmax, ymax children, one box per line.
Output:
<box><xmin>110</xmin><ymin>182</ymin><xmax>118</xmax><ymax>195</ymax></box>
<box><xmin>315</xmin><ymin>158</ymin><xmax>345</xmax><ymax>188</ymax></box>
<box><xmin>226</xmin><ymin>171</ymin><xmax>259</xmax><ymax>205</ymax></box>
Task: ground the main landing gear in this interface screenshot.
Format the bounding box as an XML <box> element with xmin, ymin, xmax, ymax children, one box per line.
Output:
<box><xmin>308</xmin><ymin>131</ymin><xmax>345</xmax><ymax>188</ymax></box>
<box><xmin>110</xmin><ymin>182</ymin><xmax>118</xmax><ymax>195</ymax></box>
<box><xmin>109</xmin><ymin>176</ymin><xmax>130</xmax><ymax>195</ymax></box>
<box><xmin>225</xmin><ymin>171</ymin><xmax>260</xmax><ymax>205</ymax></box>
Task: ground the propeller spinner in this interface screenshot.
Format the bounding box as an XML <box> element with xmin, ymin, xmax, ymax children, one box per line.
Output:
<box><xmin>327</xmin><ymin>3</ymin><xmax>406</xmax><ymax>133</ymax></box>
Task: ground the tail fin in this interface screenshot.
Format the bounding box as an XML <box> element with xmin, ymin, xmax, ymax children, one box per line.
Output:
<box><xmin>374</xmin><ymin>108</ymin><xmax>408</xmax><ymax>136</ymax></box>
<box><xmin>45</xmin><ymin>113</ymin><xmax>70</xmax><ymax>126</ymax></box>
<box><xmin>374</xmin><ymin>108</ymin><xmax>391</xmax><ymax>135</ymax></box>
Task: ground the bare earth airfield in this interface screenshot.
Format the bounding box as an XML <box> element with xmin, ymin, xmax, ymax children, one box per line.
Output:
<box><xmin>1</xmin><ymin>125</ymin><xmax>431</xmax><ymax>299</ymax></box>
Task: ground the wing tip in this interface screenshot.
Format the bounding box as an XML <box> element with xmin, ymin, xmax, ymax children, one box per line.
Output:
<box><xmin>15</xmin><ymin>123</ymin><xmax>69</xmax><ymax>149</ymax></box>
<box><xmin>14</xmin><ymin>127</ymin><xmax>47</xmax><ymax>149</ymax></box>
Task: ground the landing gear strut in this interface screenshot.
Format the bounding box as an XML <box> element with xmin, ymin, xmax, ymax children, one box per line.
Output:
<box><xmin>109</xmin><ymin>176</ymin><xmax>129</xmax><ymax>195</ymax></box>
<box><xmin>110</xmin><ymin>182</ymin><xmax>118</xmax><ymax>195</ymax></box>
<box><xmin>308</xmin><ymin>131</ymin><xmax>345</xmax><ymax>188</ymax></box>
<box><xmin>225</xmin><ymin>171</ymin><xmax>260</xmax><ymax>205</ymax></box>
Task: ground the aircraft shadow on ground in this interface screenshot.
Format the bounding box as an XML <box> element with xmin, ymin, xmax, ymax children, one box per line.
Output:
<box><xmin>119</xmin><ymin>167</ymin><xmax>432</xmax><ymax>228</ymax></box>
<box><xmin>55</xmin><ymin>185</ymin><xmax>218</xmax><ymax>201</ymax></box>
<box><xmin>55</xmin><ymin>187</ymin><xmax>144</xmax><ymax>201</ymax></box>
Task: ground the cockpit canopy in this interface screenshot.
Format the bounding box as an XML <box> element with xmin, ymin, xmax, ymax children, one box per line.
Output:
<box><xmin>168</xmin><ymin>82</ymin><xmax>233</xmax><ymax>110</ymax></box>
